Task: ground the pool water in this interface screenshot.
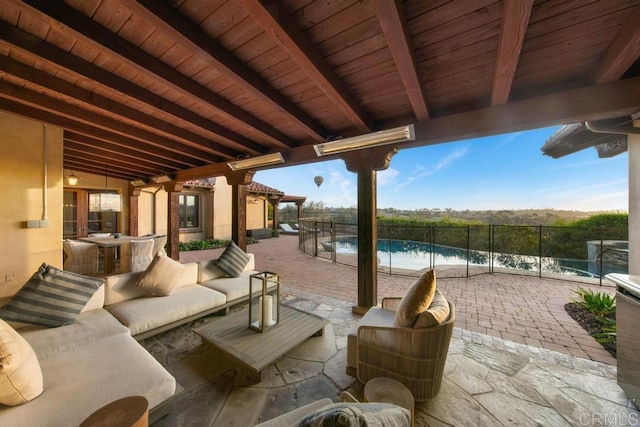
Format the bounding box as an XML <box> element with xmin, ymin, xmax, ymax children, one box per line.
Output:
<box><xmin>334</xmin><ymin>237</ymin><xmax>626</xmax><ymax>278</ymax></box>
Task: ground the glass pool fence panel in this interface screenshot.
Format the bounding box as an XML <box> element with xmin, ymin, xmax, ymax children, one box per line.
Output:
<box><xmin>297</xmin><ymin>221</ymin><xmax>628</xmax><ymax>283</ymax></box>
<box><xmin>491</xmin><ymin>225</ymin><xmax>542</xmax><ymax>277</ymax></box>
<box><xmin>378</xmin><ymin>224</ymin><xmax>434</xmax><ymax>276</ymax></box>
<box><xmin>540</xmin><ymin>226</ymin><xmax>628</xmax><ymax>283</ymax></box>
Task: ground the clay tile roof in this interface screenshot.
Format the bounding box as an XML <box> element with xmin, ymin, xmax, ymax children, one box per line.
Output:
<box><xmin>247</xmin><ymin>181</ymin><xmax>284</xmax><ymax>196</ymax></box>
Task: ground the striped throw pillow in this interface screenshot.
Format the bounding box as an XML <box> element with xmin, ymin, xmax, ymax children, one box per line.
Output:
<box><xmin>215</xmin><ymin>241</ymin><xmax>250</xmax><ymax>278</ymax></box>
<box><xmin>0</xmin><ymin>264</ymin><xmax>103</xmax><ymax>328</ymax></box>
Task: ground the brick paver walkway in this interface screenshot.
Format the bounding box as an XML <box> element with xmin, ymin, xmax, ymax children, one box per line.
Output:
<box><xmin>180</xmin><ymin>235</ymin><xmax>616</xmax><ymax>365</ymax></box>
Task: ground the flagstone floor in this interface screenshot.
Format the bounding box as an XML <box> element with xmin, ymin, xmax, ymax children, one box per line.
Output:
<box><xmin>144</xmin><ymin>236</ymin><xmax>639</xmax><ymax>425</ymax></box>
<box><xmin>147</xmin><ymin>289</ymin><xmax>637</xmax><ymax>426</ymax></box>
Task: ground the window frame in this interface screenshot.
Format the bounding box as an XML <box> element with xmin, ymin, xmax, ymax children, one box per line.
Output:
<box><xmin>178</xmin><ymin>193</ymin><xmax>202</xmax><ymax>231</ymax></box>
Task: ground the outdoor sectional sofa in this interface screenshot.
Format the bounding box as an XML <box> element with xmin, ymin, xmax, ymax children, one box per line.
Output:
<box><xmin>0</xmin><ymin>251</ymin><xmax>258</xmax><ymax>426</ymax></box>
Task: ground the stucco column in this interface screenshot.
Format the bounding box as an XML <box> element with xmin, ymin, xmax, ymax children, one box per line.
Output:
<box><xmin>629</xmin><ymin>120</ymin><xmax>640</xmax><ymax>275</ymax></box>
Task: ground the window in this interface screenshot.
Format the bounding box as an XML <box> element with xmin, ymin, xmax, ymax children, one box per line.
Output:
<box><xmin>179</xmin><ymin>194</ymin><xmax>200</xmax><ymax>229</ymax></box>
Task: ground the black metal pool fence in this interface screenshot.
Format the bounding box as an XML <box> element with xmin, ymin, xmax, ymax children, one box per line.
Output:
<box><xmin>297</xmin><ymin>219</ymin><xmax>628</xmax><ymax>285</ymax></box>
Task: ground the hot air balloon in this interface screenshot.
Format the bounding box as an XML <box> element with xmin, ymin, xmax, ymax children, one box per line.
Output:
<box><xmin>314</xmin><ymin>175</ymin><xmax>324</xmax><ymax>188</ymax></box>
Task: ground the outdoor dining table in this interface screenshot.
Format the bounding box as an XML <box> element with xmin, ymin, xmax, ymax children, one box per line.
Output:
<box><xmin>79</xmin><ymin>235</ymin><xmax>151</xmax><ymax>274</ymax></box>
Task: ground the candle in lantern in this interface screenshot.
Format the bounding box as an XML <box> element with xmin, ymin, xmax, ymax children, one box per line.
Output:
<box><xmin>258</xmin><ymin>295</ymin><xmax>273</xmax><ymax>327</ymax></box>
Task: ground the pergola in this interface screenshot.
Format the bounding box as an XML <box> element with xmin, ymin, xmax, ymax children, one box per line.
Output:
<box><xmin>1</xmin><ymin>0</ymin><xmax>640</xmax><ymax>311</ymax></box>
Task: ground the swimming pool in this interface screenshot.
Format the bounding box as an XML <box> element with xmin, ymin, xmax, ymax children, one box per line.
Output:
<box><xmin>334</xmin><ymin>237</ymin><xmax>625</xmax><ymax>277</ymax></box>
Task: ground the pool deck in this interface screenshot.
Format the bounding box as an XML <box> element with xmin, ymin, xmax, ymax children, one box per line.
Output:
<box><xmin>181</xmin><ymin>235</ymin><xmax>616</xmax><ymax>365</ymax></box>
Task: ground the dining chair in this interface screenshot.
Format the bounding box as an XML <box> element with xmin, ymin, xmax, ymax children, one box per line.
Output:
<box><xmin>120</xmin><ymin>239</ymin><xmax>154</xmax><ymax>273</ymax></box>
<box><xmin>152</xmin><ymin>235</ymin><xmax>167</xmax><ymax>257</ymax></box>
<box><xmin>63</xmin><ymin>240</ymin><xmax>99</xmax><ymax>275</ymax></box>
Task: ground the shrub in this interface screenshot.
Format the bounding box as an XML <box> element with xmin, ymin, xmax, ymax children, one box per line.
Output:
<box><xmin>571</xmin><ymin>287</ymin><xmax>616</xmax><ymax>317</ymax></box>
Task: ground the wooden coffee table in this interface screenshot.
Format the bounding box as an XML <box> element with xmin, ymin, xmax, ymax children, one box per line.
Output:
<box><xmin>194</xmin><ymin>305</ymin><xmax>329</xmax><ymax>384</ymax></box>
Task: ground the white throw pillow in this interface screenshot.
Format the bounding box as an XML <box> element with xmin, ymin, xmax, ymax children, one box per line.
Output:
<box><xmin>0</xmin><ymin>320</ymin><xmax>43</xmax><ymax>406</ymax></box>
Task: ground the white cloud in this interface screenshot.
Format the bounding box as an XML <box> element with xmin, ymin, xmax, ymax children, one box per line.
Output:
<box><xmin>377</xmin><ymin>168</ymin><xmax>399</xmax><ymax>187</ymax></box>
<box><xmin>394</xmin><ymin>147</ymin><xmax>469</xmax><ymax>190</ymax></box>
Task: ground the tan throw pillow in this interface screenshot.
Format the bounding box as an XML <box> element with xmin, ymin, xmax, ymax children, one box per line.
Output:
<box><xmin>136</xmin><ymin>253</ymin><xmax>186</xmax><ymax>296</ymax></box>
<box><xmin>394</xmin><ymin>269</ymin><xmax>436</xmax><ymax>327</ymax></box>
<box><xmin>0</xmin><ymin>320</ymin><xmax>43</xmax><ymax>406</ymax></box>
<box><xmin>414</xmin><ymin>289</ymin><xmax>450</xmax><ymax>328</ymax></box>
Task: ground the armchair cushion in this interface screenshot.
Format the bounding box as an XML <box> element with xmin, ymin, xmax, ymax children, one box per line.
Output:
<box><xmin>394</xmin><ymin>269</ymin><xmax>436</xmax><ymax>327</ymax></box>
<box><xmin>414</xmin><ymin>289</ymin><xmax>450</xmax><ymax>328</ymax></box>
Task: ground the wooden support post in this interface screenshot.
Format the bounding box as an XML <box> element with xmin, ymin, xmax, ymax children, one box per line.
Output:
<box><xmin>270</xmin><ymin>199</ymin><xmax>280</xmax><ymax>232</ymax></box>
<box><xmin>343</xmin><ymin>147</ymin><xmax>398</xmax><ymax>314</ymax></box>
<box><xmin>164</xmin><ymin>181</ymin><xmax>183</xmax><ymax>260</ymax></box>
<box><xmin>128</xmin><ymin>186</ymin><xmax>140</xmax><ymax>237</ymax></box>
<box><xmin>226</xmin><ymin>171</ymin><xmax>255</xmax><ymax>252</ymax></box>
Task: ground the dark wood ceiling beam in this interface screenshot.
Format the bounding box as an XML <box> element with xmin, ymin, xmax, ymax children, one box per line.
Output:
<box><xmin>131</xmin><ymin>0</ymin><xmax>328</xmax><ymax>143</ymax></box>
<box><xmin>0</xmin><ymin>97</ymin><xmax>202</xmax><ymax>168</ymax></box>
<box><xmin>0</xmin><ymin>55</ymin><xmax>261</xmax><ymax>158</ymax></box>
<box><xmin>64</xmin><ymin>159</ymin><xmax>138</xmax><ymax>181</ymax></box>
<box><xmin>176</xmin><ymin>76</ymin><xmax>640</xmax><ymax>181</ymax></box>
<box><xmin>239</xmin><ymin>0</ymin><xmax>372</xmax><ymax>133</ymax></box>
<box><xmin>373</xmin><ymin>0</ymin><xmax>429</xmax><ymax>121</ymax></box>
<box><xmin>64</xmin><ymin>132</ymin><xmax>190</xmax><ymax>171</ymax></box>
<box><xmin>0</xmin><ymin>79</ymin><xmax>220</xmax><ymax>163</ymax></box>
<box><xmin>591</xmin><ymin>5</ymin><xmax>640</xmax><ymax>83</ymax></box>
<box><xmin>64</xmin><ymin>148</ymin><xmax>161</xmax><ymax>176</ymax></box>
<box><xmin>0</xmin><ymin>21</ymin><xmax>268</xmax><ymax>155</ymax></box>
<box><xmin>20</xmin><ymin>0</ymin><xmax>296</xmax><ymax>149</ymax></box>
<box><xmin>491</xmin><ymin>0</ymin><xmax>533</xmax><ymax>106</ymax></box>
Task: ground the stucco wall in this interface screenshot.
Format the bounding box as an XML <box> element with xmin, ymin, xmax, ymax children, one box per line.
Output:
<box><xmin>213</xmin><ymin>176</ymin><xmax>233</xmax><ymax>240</ymax></box>
<box><xmin>0</xmin><ymin>112</ymin><xmax>63</xmax><ymax>297</ymax></box>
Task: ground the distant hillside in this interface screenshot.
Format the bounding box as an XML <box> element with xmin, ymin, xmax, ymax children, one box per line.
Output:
<box><xmin>376</xmin><ymin>208</ymin><xmax>626</xmax><ymax>226</ymax></box>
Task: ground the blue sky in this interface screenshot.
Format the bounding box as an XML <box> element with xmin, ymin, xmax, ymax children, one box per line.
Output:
<box><xmin>254</xmin><ymin>126</ymin><xmax>629</xmax><ymax>212</ymax></box>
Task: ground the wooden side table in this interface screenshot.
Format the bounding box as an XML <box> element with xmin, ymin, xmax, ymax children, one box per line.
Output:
<box><xmin>80</xmin><ymin>396</ymin><xmax>148</xmax><ymax>427</ymax></box>
<box><xmin>364</xmin><ymin>377</ymin><xmax>414</xmax><ymax>426</ymax></box>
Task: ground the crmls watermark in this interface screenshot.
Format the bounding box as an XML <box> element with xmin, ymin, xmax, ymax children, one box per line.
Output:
<box><xmin>579</xmin><ymin>412</ymin><xmax>639</xmax><ymax>426</ymax></box>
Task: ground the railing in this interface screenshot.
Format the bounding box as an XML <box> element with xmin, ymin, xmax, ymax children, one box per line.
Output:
<box><xmin>297</xmin><ymin>219</ymin><xmax>628</xmax><ymax>284</ymax></box>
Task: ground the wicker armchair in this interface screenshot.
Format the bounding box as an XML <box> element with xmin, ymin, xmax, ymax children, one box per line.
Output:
<box><xmin>355</xmin><ymin>298</ymin><xmax>455</xmax><ymax>401</ymax></box>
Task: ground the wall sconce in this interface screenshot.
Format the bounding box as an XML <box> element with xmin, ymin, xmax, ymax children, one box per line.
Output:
<box><xmin>228</xmin><ymin>153</ymin><xmax>285</xmax><ymax>171</ymax></box>
<box><xmin>313</xmin><ymin>125</ymin><xmax>415</xmax><ymax>156</ymax></box>
<box><xmin>65</xmin><ymin>170</ymin><xmax>79</xmax><ymax>186</ymax></box>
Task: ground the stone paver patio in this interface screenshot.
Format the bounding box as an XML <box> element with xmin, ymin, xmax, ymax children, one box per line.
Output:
<box><xmin>148</xmin><ymin>235</ymin><xmax>639</xmax><ymax>425</ymax></box>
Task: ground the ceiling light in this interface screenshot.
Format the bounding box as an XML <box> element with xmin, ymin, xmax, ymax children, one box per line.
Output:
<box><xmin>313</xmin><ymin>125</ymin><xmax>415</xmax><ymax>156</ymax></box>
<box><xmin>130</xmin><ymin>179</ymin><xmax>147</xmax><ymax>186</ymax></box>
<box><xmin>227</xmin><ymin>153</ymin><xmax>285</xmax><ymax>171</ymax></box>
<box><xmin>66</xmin><ymin>171</ymin><xmax>79</xmax><ymax>186</ymax></box>
<box><xmin>150</xmin><ymin>175</ymin><xmax>172</xmax><ymax>184</ymax></box>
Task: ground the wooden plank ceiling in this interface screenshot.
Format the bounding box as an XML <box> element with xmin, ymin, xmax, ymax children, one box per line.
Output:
<box><xmin>0</xmin><ymin>0</ymin><xmax>640</xmax><ymax>183</ymax></box>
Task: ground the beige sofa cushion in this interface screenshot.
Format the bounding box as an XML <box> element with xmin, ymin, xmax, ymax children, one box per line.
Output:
<box><xmin>394</xmin><ymin>270</ymin><xmax>436</xmax><ymax>328</ymax></box>
<box><xmin>105</xmin><ymin>285</ymin><xmax>226</xmax><ymax>336</ymax></box>
<box><xmin>19</xmin><ymin>309</ymin><xmax>129</xmax><ymax>360</ymax></box>
<box><xmin>0</xmin><ymin>320</ymin><xmax>43</xmax><ymax>406</ymax></box>
<box><xmin>414</xmin><ymin>290</ymin><xmax>450</xmax><ymax>328</ymax></box>
<box><xmin>199</xmin><ymin>270</ymin><xmax>265</xmax><ymax>301</ymax></box>
<box><xmin>0</xmin><ymin>333</ymin><xmax>176</xmax><ymax>427</ymax></box>
<box><xmin>105</xmin><ymin>262</ymin><xmax>198</xmax><ymax>306</ymax></box>
<box><xmin>137</xmin><ymin>254</ymin><xmax>187</xmax><ymax>296</ymax></box>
